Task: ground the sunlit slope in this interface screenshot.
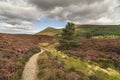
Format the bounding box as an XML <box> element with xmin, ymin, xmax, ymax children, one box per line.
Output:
<box><xmin>75</xmin><ymin>25</ymin><xmax>120</xmax><ymax>38</ymax></box>
<box><xmin>37</xmin><ymin>27</ymin><xmax>62</xmax><ymax>36</ymax></box>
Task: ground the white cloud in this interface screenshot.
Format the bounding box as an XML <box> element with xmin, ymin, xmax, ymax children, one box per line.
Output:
<box><xmin>0</xmin><ymin>0</ymin><xmax>41</xmax><ymax>33</ymax></box>
<box><xmin>0</xmin><ymin>21</ymin><xmax>36</xmax><ymax>34</ymax></box>
<box><xmin>0</xmin><ymin>0</ymin><xmax>40</xmax><ymax>21</ymax></box>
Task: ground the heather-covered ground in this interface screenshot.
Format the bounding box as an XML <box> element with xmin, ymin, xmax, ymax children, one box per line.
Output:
<box><xmin>0</xmin><ymin>33</ymin><xmax>54</xmax><ymax>80</ymax></box>
<box><xmin>1</xmin><ymin>25</ymin><xmax>120</xmax><ymax>80</ymax></box>
<box><xmin>66</xmin><ymin>39</ymin><xmax>120</xmax><ymax>70</ymax></box>
<box><xmin>38</xmin><ymin>38</ymin><xmax>120</xmax><ymax>80</ymax></box>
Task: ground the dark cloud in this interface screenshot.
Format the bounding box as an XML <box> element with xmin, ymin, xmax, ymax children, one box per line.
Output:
<box><xmin>28</xmin><ymin>0</ymin><xmax>119</xmax><ymax>24</ymax></box>
<box><xmin>44</xmin><ymin>0</ymin><xmax>113</xmax><ymax>23</ymax></box>
<box><xmin>29</xmin><ymin>0</ymin><xmax>104</xmax><ymax>10</ymax></box>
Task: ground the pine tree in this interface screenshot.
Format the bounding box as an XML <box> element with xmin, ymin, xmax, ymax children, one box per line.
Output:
<box><xmin>59</xmin><ymin>22</ymin><xmax>80</xmax><ymax>50</ymax></box>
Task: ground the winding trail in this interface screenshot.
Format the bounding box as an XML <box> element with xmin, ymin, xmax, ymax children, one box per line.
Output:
<box><xmin>22</xmin><ymin>49</ymin><xmax>44</xmax><ymax>80</ymax></box>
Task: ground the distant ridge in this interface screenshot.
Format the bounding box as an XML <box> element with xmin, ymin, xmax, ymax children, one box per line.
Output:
<box><xmin>36</xmin><ymin>27</ymin><xmax>62</xmax><ymax>36</ymax></box>
<box><xmin>36</xmin><ymin>25</ymin><xmax>120</xmax><ymax>37</ymax></box>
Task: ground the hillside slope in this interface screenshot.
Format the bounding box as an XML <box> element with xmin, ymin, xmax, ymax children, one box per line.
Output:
<box><xmin>36</xmin><ymin>27</ymin><xmax>62</xmax><ymax>36</ymax></box>
<box><xmin>75</xmin><ymin>25</ymin><xmax>120</xmax><ymax>38</ymax></box>
<box><xmin>37</xmin><ymin>25</ymin><xmax>120</xmax><ymax>38</ymax></box>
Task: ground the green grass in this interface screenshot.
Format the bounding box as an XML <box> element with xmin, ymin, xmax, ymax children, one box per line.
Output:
<box><xmin>64</xmin><ymin>57</ymin><xmax>89</xmax><ymax>73</ymax></box>
<box><xmin>92</xmin><ymin>35</ymin><xmax>120</xmax><ymax>39</ymax></box>
<box><xmin>38</xmin><ymin>43</ymin><xmax>120</xmax><ymax>80</ymax></box>
<box><xmin>94</xmin><ymin>70</ymin><xmax>120</xmax><ymax>80</ymax></box>
<box><xmin>17</xmin><ymin>56</ymin><xmax>26</xmax><ymax>64</ymax></box>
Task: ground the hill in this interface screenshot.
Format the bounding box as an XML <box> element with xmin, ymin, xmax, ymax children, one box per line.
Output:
<box><xmin>36</xmin><ymin>27</ymin><xmax>62</xmax><ymax>36</ymax></box>
<box><xmin>38</xmin><ymin>25</ymin><xmax>120</xmax><ymax>38</ymax></box>
<box><xmin>75</xmin><ymin>25</ymin><xmax>120</xmax><ymax>38</ymax></box>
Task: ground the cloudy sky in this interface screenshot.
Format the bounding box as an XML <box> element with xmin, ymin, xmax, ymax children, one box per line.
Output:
<box><xmin>0</xmin><ymin>0</ymin><xmax>120</xmax><ymax>34</ymax></box>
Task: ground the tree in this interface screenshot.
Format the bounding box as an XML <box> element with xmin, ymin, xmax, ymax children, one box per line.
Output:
<box><xmin>59</xmin><ymin>22</ymin><xmax>80</xmax><ymax>50</ymax></box>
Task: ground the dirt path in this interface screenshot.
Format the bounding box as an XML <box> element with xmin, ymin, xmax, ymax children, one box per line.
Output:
<box><xmin>22</xmin><ymin>49</ymin><xmax>44</xmax><ymax>80</ymax></box>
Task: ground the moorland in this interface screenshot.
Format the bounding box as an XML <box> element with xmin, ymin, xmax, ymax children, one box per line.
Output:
<box><xmin>0</xmin><ymin>24</ymin><xmax>120</xmax><ymax>80</ymax></box>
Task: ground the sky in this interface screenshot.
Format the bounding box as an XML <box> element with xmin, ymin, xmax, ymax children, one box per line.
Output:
<box><xmin>0</xmin><ymin>0</ymin><xmax>120</xmax><ymax>34</ymax></box>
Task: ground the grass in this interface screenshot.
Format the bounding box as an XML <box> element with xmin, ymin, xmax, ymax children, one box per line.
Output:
<box><xmin>92</xmin><ymin>35</ymin><xmax>120</xmax><ymax>39</ymax></box>
<box><xmin>64</xmin><ymin>57</ymin><xmax>88</xmax><ymax>73</ymax></box>
<box><xmin>94</xmin><ymin>70</ymin><xmax>120</xmax><ymax>80</ymax></box>
<box><xmin>17</xmin><ymin>56</ymin><xmax>26</xmax><ymax>64</ymax></box>
<box><xmin>38</xmin><ymin>43</ymin><xmax>120</xmax><ymax>80</ymax></box>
